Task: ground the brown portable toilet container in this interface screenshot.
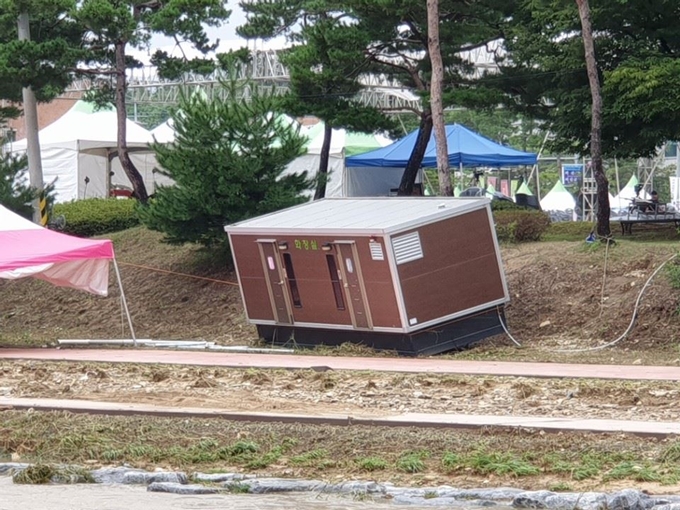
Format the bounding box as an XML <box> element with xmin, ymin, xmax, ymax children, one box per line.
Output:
<box><xmin>225</xmin><ymin>197</ymin><xmax>510</xmax><ymax>355</ymax></box>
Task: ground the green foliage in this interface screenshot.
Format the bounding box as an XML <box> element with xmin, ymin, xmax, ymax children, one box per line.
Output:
<box><xmin>666</xmin><ymin>261</ymin><xmax>680</xmax><ymax>290</ymax></box>
<box><xmin>543</xmin><ymin>221</ymin><xmax>597</xmax><ymax>242</ymax></box>
<box><xmin>356</xmin><ymin>456</ymin><xmax>387</xmax><ymax>472</ymax></box>
<box><xmin>224</xmin><ymin>482</ymin><xmax>251</xmax><ymax>494</ymax></box>
<box><xmin>490</xmin><ymin>199</ymin><xmax>526</xmax><ymax>212</ymax></box>
<box><xmin>488</xmin><ymin>0</ymin><xmax>680</xmax><ymax>159</ymax></box>
<box><xmin>494</xmin><ymin>210</ymin><xmax>551</xmax><ymax>243</ymax></box>
<box><xmin>290</xmin><ymin>449</ymin><xmax>327</xmax><ymax>466</ymax></box>
<box><xmin>0</xmin><ymin>0</ymin><xmax>84</xmax><ymax>103</ymax></box>
<box><xmin>467</xmin><ymin>451</ymin><xmax>539</xmax><ymax>477</ymax></box>
<box><xmin>396</xmin><ymin>451</ymin><xmax>429</xmax><ymax>473</ymax></box>
<box><xmin>604</xmin><ymin>462</ymin><xmax>661</xmax><ymax>483</ymax></box>
<box><xmin>0</xmin><ymin>152</ymin><xmax>35</xmax><ymax>219</ymax></box>
<box><xmin>53</xmin><ymin>198</ymin><xmax>139</xmax><ymax>237</ymax></box>
<box><xmin>138</xmin><ymin>74</ymin><xmax>313</xmax><ymax>248</ymax></box>
<box><xmin>441</xmin><ymin>452</ymin><xmax>462</xmax><ymax>472</ymax></box>
<box><xmin>240</xmin><ymin>1</ymin><xmax>396</xmax><ymax>198</ymax></box>
<box><xmin>75</xmin><ymin>0</ymin><xmax>230</xmax><ymax>86</ymax></box>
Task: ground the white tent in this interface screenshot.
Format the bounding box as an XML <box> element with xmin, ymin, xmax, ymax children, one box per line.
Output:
<box><xmin>286</xmin><ymin>122</ymin><xmax>393</xmax><ymax>197</ymax></box>
<box><xmin>8</xmin><ymin>101</ymin><xmax>166</xmax><ymax>202</ymax></box>
<box><xmin>150</xmin><ymin>118</ymin><xmax>175</xmax><ymax>144</ymax></box>
<box><xmin>611</xmin><ymin>175</ymin><xmax>650</xmax><ymax>212</ymax></box>
<box><xmin>540</xmin><ymin>180</ymin><xmax>576</xmax><ymax>211</ymax></box>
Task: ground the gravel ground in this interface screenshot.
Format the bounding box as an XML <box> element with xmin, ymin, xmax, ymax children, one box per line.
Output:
<box><xmin>2</xmin><ymin>360</ymin><xmax>679</xmax><ymax>422</ymax></box>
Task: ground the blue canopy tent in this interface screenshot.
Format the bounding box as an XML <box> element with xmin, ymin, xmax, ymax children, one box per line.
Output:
<box><xmin>342</xmin><ymin>124</ymin><xmax>537</xmax><ymax>196</ymax></box>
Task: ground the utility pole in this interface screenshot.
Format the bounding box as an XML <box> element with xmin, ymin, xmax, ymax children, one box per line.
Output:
<box><xmin>17</xmin><ymin>10</ymin><xmax>44</xmax><ymax>224</ymax></box>
<box><xmin>427</xmin><ymin>0</ymin><xmax>453</xmax><ymax>196</ymax></box>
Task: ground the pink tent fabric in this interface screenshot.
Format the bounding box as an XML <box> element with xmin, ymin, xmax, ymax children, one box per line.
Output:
<box><xmin>0</xmin><ymin>205</ymin><xmax>114</xmax><ymax>295</ymax></box>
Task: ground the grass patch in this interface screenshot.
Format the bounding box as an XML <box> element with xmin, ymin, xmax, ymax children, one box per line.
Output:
<box><xmin>356</xmin><ymin>456</ymin><xmax>388</xmax><ymax>472</ymax></box>
<box><xmin>604</xmin><ymin>462</ymin><xmax>661</xmax><ymax>482</ymax></box>
<box><xmin>290</xmin><ymin>449</ymin><xmax>327</xmax><ymax>466</ymax></box>
<box><xmin>396</xmin><ymin>451</ymin><xmax>429</xmax><ymax>473</ymax></box>
<box><xmin>224</xmin><ymin>482</ymin><xmax>251</xmax><ymax>493</ymax></box>
<box><xmin>2</xmin><ymin>410</ymin><xmax>678</xmax><ymax>489</ymax></box>
<box><xmin>468</xmin><ymin>451</ymin><xmax>539</xmax><ymax>477</ymax></box>
<box><xmin>13</xmin><ymin>464</ymin><xmax>95</xmax><ymax>485</ymax></box>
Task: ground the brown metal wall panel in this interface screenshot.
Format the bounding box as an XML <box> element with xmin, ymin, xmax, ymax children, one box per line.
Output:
<box><xmin>230</xmin><ymin>234</ymin><xmax>401</xmax><ymax>329</ymax></box>
<box><xmin>396</xmin><ymin>208</ymin><xmax>505</xmax><ymax>326</ymax></box>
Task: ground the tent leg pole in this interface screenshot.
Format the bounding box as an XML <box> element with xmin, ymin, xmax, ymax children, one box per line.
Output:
<box><xmin>113</xmin><ymin>257</ymin><xmax>136</xmax><ymax>345</ymax></box>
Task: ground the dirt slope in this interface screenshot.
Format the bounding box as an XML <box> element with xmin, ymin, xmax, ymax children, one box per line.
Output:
<box><xmin>2</xmin><ymin>228</ymin><xmax>680</xmax><ymax>360</ymax></box>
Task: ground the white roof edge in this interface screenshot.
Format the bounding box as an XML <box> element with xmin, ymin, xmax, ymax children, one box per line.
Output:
<box><xmin>224</xmin><ymin>197</ymin><xmax>491</xmax><ymax>234</ymax></box>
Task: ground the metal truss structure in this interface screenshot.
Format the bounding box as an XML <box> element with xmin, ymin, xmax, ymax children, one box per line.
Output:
<box><xmin>63</xmin><ymin>44</ymin><xmax>501</xmax><ymax>122</ymax></box>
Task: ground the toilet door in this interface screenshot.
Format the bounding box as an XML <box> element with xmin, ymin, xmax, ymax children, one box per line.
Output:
<box><xmin>258</xmin><ymin>240</ymin><xmax>293</xmax><ymax>325</ymax></box>
<box><xmin>334</xmin><ymin>242</ymin><xmax>372</xmax><ymax>330</ymax></box>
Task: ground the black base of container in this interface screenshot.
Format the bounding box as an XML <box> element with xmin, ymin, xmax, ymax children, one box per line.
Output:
<box><xmin>256</xmin><ymin>307</ymin><xmax>506</xmax><ymax>357</ymax></box>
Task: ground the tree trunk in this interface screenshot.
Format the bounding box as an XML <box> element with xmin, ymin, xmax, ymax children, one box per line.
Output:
<box><xmin>576</xmin><ymin>0</ymin><xmax>610</xmax><ymax>237</ymax></box>
<box><xmin>17</xmin><ymin>10</ymin><xmax>44</xmax><ymax>224</ymax></box>
<box><xmin>314</xmin><ymin>121</ymin><xmax>333</xmax><ymax>200</ymax></box>
<box><xmin>115</xmin><ymin>40</ymin><xmax>148</xmax><ymax>203</ymax></box>
<box><xmin>398</xmin><ymin>110</ymin><xmax>432</xmax><ymax>195</ymax></box>
<box><xmin>427</xmin><ymin>0</ymin><xmax>452</xmax><ymax>197</ymax></box>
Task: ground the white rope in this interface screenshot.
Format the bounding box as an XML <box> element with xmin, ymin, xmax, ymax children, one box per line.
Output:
<box><xmin>497</xmin><ymin>252</ymin><xmax>678</xmax><ymax>353</ymax></box>
<box><xmin>599</xmin><ymin>238</ymin><xmax>611</xmax><ymax>318</ymax></box>
<box><xmin>497</xmin><ymin>307</ymin><xmax>522</xmax><ymax>347</ymax></box>
<box><xmin>555</xmin><ymin>252</ymin><xmax>677</xmax><ymax>353</ymax></box>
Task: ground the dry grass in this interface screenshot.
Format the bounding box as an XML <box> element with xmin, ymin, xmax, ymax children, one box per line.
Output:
<box><xmin>3</xmin><ymin>227</ymin><xmax>680</xmax><ymax>367</ymax></box>
<box><xmin>3</xmin><ymin>410</ymin><xmax>680</xmax><ymax>490</ymax></box>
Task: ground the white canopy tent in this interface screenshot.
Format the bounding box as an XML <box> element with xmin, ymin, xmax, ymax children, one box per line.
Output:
<box><xmin>7</xmin><ymin>101</ymin><xmax>168</xmax><ymax>202</ymax></box>
<box><xmin>611</xmin><ymin>175</ymin><xmax>650</xmax><ymax>212</ymax></box>
<box><xmin>286</xmin><ymin>123</ymin><xmax>393</xmax><ymax>197</ymax></box>
<box><xmin>540</xmin><ymin>180</ymin><xmax>577</xmax><ymax>211</ymax></box>
<box><xmin>150</xmin><ymin>118</ymin><xmax>175</xmax><ymax>144</ymax></box>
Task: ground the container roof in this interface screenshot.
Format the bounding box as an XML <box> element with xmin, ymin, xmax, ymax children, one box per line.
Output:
<box><xmin>225</xmin><ymin>197</ymin><xmax>490</xmax><ymax>234</ymax></box>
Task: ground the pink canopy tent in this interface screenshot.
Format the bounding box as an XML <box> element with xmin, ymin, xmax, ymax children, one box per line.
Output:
<box><xmin>0</xmin><ymin>204</ymin><xmax>135</xmax><ymax>338</ymax></box>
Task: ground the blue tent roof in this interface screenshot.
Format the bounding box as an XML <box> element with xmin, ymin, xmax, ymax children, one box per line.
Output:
<box><xmin>345</xmin><ymin>124</ymin><xmax>537</xmax><ymax>168</ymax></box>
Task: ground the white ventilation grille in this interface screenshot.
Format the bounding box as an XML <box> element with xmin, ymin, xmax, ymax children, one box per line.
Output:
<box><xmin>369</xmin><ymin>241</ymin><xmax>384</xmax><ymax>261</ymax></box>
<box><xmin>392</xmin><ymin>232</ymin><xmax>423</xmax><ymax>265</ymax></box>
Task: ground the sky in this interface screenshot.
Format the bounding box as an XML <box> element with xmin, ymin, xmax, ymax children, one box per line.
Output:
<box><xmin>136</xmin><ymin>3</ymin><xmax>286</xmax><ymax>65</ymax></box>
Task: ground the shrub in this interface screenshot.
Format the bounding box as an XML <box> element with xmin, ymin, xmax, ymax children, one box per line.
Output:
<box><xmin>494</xmin><ymin>209</ymin><xmax>551</xmax><ymax>242</ymax></box>
<box><xmin>490</xmin><ymin>199</ymin><xmax>527</xmax><ymax>212</ymax></box>
<box><xmin>53</xmin><ymin>198</ymin><xmax>139</xmax><ymax>237</ymax></box>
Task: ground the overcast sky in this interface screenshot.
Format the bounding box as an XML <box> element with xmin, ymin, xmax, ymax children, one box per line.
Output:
<box><xmin>137</xmin><ymin>3</ymin><xmax>283</xmax><ymax>64</ymax></box>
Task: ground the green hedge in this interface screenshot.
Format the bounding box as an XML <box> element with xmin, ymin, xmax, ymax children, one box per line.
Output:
<box><xmin>493</xmin><ymin>209</ymin><xmax>551</xmax><ymax>243</ymax></box>
<box><xmin>53</xmin><ymin>198</ymin><xmax>139</xmax><ymax>237</ymax></box>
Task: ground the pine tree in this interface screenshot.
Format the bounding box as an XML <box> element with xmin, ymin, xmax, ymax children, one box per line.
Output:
<box><xmin>138</xmin><ymin>70</ymin><xmax>313</xmax><ymax>249</ymax></box>
<box><xmin>0</xmin><ymin>152</ymin><xmax>35</xmax><ymax>219</ymax></box>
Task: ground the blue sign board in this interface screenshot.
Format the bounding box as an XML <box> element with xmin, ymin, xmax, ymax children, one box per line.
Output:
<box><xmin>562</xmin><ymin>164</ymin><xmax>583</xmax><ymax>185</ymax></box>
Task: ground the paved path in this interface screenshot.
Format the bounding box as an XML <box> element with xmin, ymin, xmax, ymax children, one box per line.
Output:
<box><xmin>2</xmin><ymin>396</ymin><xmax>679</xmax><ymax>437</ymax></box>
<box><xmin>1</xmin><ymin>348</ymin><xmax>680</xmax><ymax>381</ymax></box>
<box><xmin>4</xmin><ymin>348</ymin><xmax>680</xmax><ymax>437</ymax></box>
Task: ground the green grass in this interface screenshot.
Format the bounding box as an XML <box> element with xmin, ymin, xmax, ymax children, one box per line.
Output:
<box><xmin>290</xmin><ymin>449</ymin><xmax>328</xmax><ymax>466</ymax></box>
<box><xmin>604</xmin><ymin>462</ymin><xmax>662</xmax><ymax>483</ymax></box>
<box><xmin>467</xmin><ymin>451</ymin><xmax>540</xmax><ymax>477</ymax></box>
<box><xmin>356</xmin><ymin>456</ymin><xmax>388</xmax><ymax>472</ymax></box>
<box><xmin>4</xmin><ymin>410</ymin><xmax>680</xmax><ymax>488</ymax></box>
<box><xmin>396</xmin><ymin>451</ymin><xmax>429</xmax><ymax>473</ymax></box>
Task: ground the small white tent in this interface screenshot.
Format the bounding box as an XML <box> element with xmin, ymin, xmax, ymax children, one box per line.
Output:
<box><xmin>612</xmin><ymin>175</ymin><xmax>650</xmax><ymax>212</ymax></box>
<box><xmin>150</xmin><ymin>118</ymin><xmax>175</xmax><ymax>144</ymax></box>
<box><xmin>8</xmin><ymin>101</ymin><xmax>163</xmax><ymax>202</ymax></box>
<box><xmin>540</xmin><ymin>180</ymin><xmax>576</xmax><ymax>211</ymax></box>
<box><xmin>286</xmin><ymin>123</ymin><xmax>393</xmax><ymax>197</ymax></box>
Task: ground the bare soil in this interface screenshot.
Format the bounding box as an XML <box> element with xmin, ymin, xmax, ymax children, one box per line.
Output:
<box><xmin>4</xmin><ymin>228</ymin><xmax>680</xmax><ymax>491</ymax></box>
<box><xmin>2</xmin><ymin>227</ymin><xmax>680</xmax><ymax>365</ymax></box>
<box><xmin>3</xmin><ymin>360</ymin><xmax>680</xmax><ymax>423</ymax></box>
